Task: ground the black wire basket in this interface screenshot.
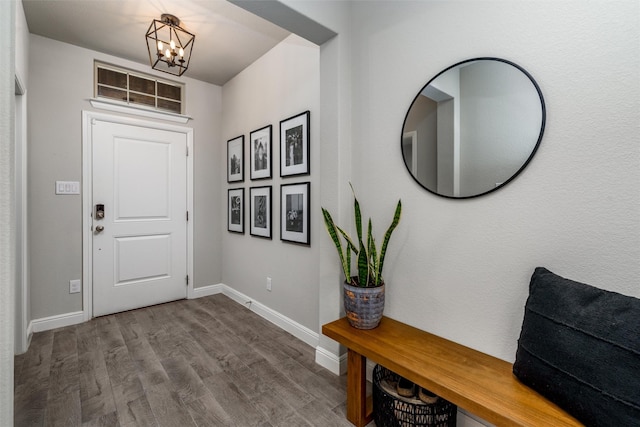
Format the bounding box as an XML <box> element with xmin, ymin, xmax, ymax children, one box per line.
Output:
<box><xmin>373</xmin><ymin>365</ymin><xmax>457</xmax><ymax>427</ymax></box>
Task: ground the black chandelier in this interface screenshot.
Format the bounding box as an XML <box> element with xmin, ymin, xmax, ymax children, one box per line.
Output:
<box><xmin>146</xmin><ymin>14</ymin><xmax>195</xmax><ymax>77</ymax></box>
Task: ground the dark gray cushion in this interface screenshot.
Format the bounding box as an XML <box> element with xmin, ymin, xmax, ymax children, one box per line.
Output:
<box><xmin>513</xmin><ymin>267</ymin><xmax>640</xmax><ymax>427</ymax></box>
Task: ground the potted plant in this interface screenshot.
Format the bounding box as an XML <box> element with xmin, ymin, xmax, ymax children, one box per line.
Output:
<box><xmin>322</xmin><ymin>184</ymin><xmax>402</xmax><ymax>329</ymax></box>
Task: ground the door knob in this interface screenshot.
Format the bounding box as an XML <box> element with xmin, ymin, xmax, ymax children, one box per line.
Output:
<box><xmin>95</xmin><ymin>225</ymin><xmax>104</xmax><ymax>233</ymax></box>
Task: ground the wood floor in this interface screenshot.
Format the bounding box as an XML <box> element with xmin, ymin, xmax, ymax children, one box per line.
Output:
<box><xmin>14</xmin><ymin>294</ymin><xmax>359</xmax><ymax>427</ymax></box>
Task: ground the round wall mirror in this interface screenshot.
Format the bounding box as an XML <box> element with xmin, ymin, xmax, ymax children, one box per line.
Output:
<box><xmin>401</xmin><ymin>57</ymin><xmax>545</xmax><ymax>199</ymax></box>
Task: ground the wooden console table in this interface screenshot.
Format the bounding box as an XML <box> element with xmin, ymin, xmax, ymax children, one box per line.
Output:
<box><xmin>322</xmin><ymin>316</ymin><xmax>583</xmax><ymax>427</ymax></box>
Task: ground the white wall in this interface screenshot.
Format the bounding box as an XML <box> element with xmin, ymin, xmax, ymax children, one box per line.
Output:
<box><xmin>27</xmin><ymin>35</ymin><xmax>222</xmax><ymax>320</ymax></box>
<box><xmin>1</xmin><ymin>0</ymin><xmax>16</xmax><ymax>423</ymax></box>
<box><xmin>347</xmin><ymin>1</ymin><xmax>639</xmax><ymax>363</ymax></box>
<box><xmin>16</xmin><ymin>0</ymin><xmax>28</xmax><ymax>88</ymax></box>
<box><xmin>221</xmin><ymin>34</ymin><xmax>321</xmax><ymax>332</ymax></box>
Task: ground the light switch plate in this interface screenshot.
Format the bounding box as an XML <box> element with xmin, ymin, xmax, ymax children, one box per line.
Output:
<box><xmin>56</xmin><ymin>181</ymin><xmax>80</xmax><ymax>195</ymax></box>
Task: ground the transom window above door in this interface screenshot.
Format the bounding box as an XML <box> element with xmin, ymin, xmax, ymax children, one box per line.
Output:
<box><xmin>94</xmin><ymin>61</ymin><xmax>184</xmax><ymax>114</ymax></box>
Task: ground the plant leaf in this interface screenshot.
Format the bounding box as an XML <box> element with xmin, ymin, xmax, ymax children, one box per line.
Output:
<box><xmin>377</xmin><ymin>199</ymin><xmax>402</xmax><ymax>286</ymax></box>
<box><xmin>346</xmin><ymin>245</ymin><xmax>352</xmax><ymax>282</ymax></box>
<box><xmin>368</xmin><ymin>222</ymin><xmax>378</xmax><ymax>286</ymax></box>
<box><xmin>337</xmin><ymin>225</ymin><xmax>358</xmax><ymax>280</ymax></box>
<box><xmin>357</xmin><ymin>237</ymin><xmax>369</xmax><ymax>287</ymax></box>
<box><xmin>336</xmin><ymin>225</ymin><xmax>358</xmax><ymax>255</ymax></box>
<box><xmin>322</xmin><ymin>208</ymin><xmax>350</xmax><ymax>280</ymax></box>
<box><xmin>350</xmin><ymin>183</ymin><xmax>363</xmax><ymax>248</ymax></box>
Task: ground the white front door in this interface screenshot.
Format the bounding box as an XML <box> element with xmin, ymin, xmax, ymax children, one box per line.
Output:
<box><xmin>92</xmin><ymin>120</ymin><xmax>188</xmax><ymax>317</ymax></box>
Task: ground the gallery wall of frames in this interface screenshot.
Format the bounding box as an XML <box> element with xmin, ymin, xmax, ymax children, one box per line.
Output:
<box><xmin>227</xmin><ymin>110</ymin><xmax>311</xmax><ymax>246</ymax></box>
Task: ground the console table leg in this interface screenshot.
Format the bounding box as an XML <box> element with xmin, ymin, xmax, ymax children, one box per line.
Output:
<box><xmin>346</xmin><ymin>349</ymin><xmax>372</xmax><ymax>427</ymax></box>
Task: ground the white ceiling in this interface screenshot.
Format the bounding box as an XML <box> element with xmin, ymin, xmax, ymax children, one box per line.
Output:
<box><xmin>22</xmin><ymin>0</ymin><xmax>292</xmax><ymax>86</ymax></box>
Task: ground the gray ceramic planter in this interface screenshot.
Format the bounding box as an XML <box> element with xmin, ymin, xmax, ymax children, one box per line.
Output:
<box><xmin>343</xmin><ymin>281</ymin><xmax>385</xmax><ymax>329</ymax></box>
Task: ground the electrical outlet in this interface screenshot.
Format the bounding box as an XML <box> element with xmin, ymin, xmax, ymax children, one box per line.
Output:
<box><xmin>69</xmin><ymin>279</ymin><xmax>81</xmax><ymax>294</ymax></box>
<box><xmin>266</xmin><ymin>277</ymin><xmax>272</xmax><ymax>291</ymax></box>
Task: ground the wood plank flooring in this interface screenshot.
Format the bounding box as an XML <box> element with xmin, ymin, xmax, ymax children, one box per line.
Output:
<box><xmin>14</xmin><ymin>294</ymin><xmax>361</xmax><ymax>427</ymax></box>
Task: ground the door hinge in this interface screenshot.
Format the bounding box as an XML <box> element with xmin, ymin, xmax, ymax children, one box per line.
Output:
<box><xmin>186</xmin><ymin>211</ymin><xmax>189</xmax><ymax>221</ymax></box>
<box><xmin>186</xmin><ymin>146</ymin><xmax>189</xmax><ymax>156</ymax></box>
<box><xmin>186</xmin><ymin>275</ymin><xmax>189</xmax><ymax>286</ymax></box>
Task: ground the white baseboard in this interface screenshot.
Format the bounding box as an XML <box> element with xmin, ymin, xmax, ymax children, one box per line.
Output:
<box><xmin>189</xmin><ymin>283</ymin><xmax>224</xmax><ymax>299</ymax></box>
<box><xmin>15</xmin><ymin>321</ymin><xmax>34</xmax><ymax>355</ymax></box>
<box><xmin>366</xmin><ymin>359</ymin><xmax>376</xmax><ymax>382</ymax></box>
<box><xmin>26</xmin><ymin>321</ymin><xmax>33</xmax><ymax>345</ymax></box>
<box><xmin>31</xmin><ymin>311</ymin><xmax>85</xmax><ymax>333</ymax></box>
<box><xmin>315</xmin><ymin>345</ymin><xmax>347</xmax><ymax>375</ymax></box>
<box><xmin>457</xmin><ymin>409</ymin><xmax>493</xmax><ymax>426</ymax></box>
<box><xmin>223</xmin><ymin>285</ymin><xmax>320</xmax><ymax>348</ymax></box>
<box><xmin>192</xmin><ymin>283</ymin><xmax>320</xmax><ymax>349</ymax></box>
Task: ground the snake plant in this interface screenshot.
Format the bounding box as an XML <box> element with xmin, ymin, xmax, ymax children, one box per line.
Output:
<box><xmin>322</xmin><ymin>184</ymin><xmax>401</xmax><ymax>287</ymax></box>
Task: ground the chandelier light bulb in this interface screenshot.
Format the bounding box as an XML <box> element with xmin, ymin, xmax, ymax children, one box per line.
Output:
<box><xmin>165</xmin><ymin>48</ymin><xmax>171</xmax><ymax>59</ymax></box>
<box><xmin>179</xmin><ymin>47</ymin><xmax>184</xmax><ymax>57</ymax></box>
<box><xmin>170</xmin><ymin>40</ymin><xmax>176</xmax><ymax>50</ymax></box>
<box><xmin>157</xmin><ymin>41</ymin><xmax>163</xmax><ymax>51</ymax></box>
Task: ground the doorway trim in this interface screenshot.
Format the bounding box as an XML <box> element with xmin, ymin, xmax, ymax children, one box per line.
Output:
<box><xmin>82</xmin><ymin>111</ymin><xmax>194</xmax><ymax>321</ymax></box>
<box><xmin>15</xmin><ymin>74</ymin><xmax>30</xmax><ymax>354</ymax></box>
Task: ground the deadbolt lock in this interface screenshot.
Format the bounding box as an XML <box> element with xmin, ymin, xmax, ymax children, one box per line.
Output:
<box><xmin>95</xmin><ymin>204</ymin><xmax>105</xmax><ymax>219</ymax></box>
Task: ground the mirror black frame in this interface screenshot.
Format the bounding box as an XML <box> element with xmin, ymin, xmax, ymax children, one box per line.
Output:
<box><xmin>401</xmin><ymin>57</ymin><xmax>546</xmax><ymax>199</ymax></box>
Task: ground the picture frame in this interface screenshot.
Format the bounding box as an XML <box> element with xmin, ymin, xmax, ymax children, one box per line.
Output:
<box><xmin>227</xmin><ymin>188</ymin><xmax>244</xmax><ymax>233</ymax></box>
<box><xmin>250</xmin><ymin>186</ymin><xmax>272</xmax><ymax>239</ymax></box>
<box><xmin>250</xmin><ymin>125</ymin><xmax>272</xmax><ymax>180</ymax></box>
<box><xmin>280</xmin><ymin>182</ymin><xmax>310</xmax><ymax>245</ymax></box>
<box><xmin>280</xmin><ymin>111</ymin><xmax>310</xmax><ymax>177</ymax></box>
<box><xmin>227</xmin><ymin>135</ymin><xmax>244</xmax><ymax>183</ymax></box>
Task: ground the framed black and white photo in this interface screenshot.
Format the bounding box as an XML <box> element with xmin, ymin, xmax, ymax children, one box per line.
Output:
<box><xmin>227</xmin><ymin>188</ymin><xmax>244</xmax><ymax>233</ymax></box>
<box><xmin>250</xmin><ymin>186</ymin><xmax>272</xmax><ymax>238</ymax></box>
<box><xmin>227</xmin><ymin>135</ymin><xmax>244</xmax><ymax>183</ymax></box>
<box><xmin>280</xmin><ymin>182</ymin><xmax>310</xmax><ymax>245</ymax></box>
<box><xmin>280</xmin><ymin>111</ymin><xmax>310</xmax><ymax>177</ymax></box>
<box><xmin>250</xmin><ymin>125</ymin><xmax>272</xmax><ymax>180</ymax></box>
